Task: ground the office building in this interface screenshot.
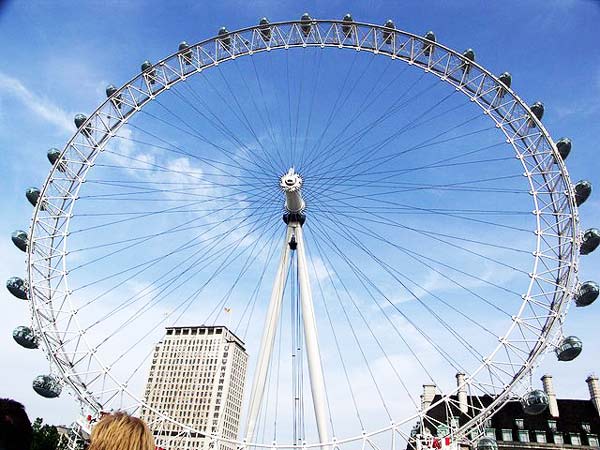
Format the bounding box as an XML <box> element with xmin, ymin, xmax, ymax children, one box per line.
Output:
<box><xmin>141</xmin><ymin>326</ymin><xmax>248</xmax><ymax>450</ymax></box>
<box><xmin>411</xmin><ymin>373</ymin><xmax>600</xmax><ymax>450</ymax></box>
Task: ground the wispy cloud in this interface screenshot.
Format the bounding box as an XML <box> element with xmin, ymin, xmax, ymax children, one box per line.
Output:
<box><xmin>0</xmin><ymin>71</ymin><xmax>73</xmax><ymax>133</ymax></box>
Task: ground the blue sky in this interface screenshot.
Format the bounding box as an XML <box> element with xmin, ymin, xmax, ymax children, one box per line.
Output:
<box><xmin>0</xmin><ymin>0</ymin><xmax>599</xmax><ymax>438</ymax></box>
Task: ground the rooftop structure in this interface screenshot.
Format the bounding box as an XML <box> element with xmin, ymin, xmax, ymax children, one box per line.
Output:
<box><xmin>412</xmin><ymin>374</ymin><xmax>600</xmax><ymax>450</ymax></box>
<box><xmin>140</xmin><ymin>326</ymin><xmax>248</xmax><ymax>450</ymax></box>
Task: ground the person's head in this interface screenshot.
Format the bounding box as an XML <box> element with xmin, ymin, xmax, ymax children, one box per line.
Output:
<box><xmin>89</xmin><ymin>412</ymin><xmax>154</xmax><ymax>450</ymax></box>
<box><xmin>0</xmin><ymin>398</ymin><xmax>33</xmax><ymax>450</ymax></box>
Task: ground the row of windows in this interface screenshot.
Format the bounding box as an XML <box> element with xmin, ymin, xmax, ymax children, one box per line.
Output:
<box><xmin>166</xmin><ymin>327</ymin><xmax>224</xmax><ymax>336</ymax></box>
<box><xmin>486</xmin><ymin>428</ymin><xmax>599</xmax><ymax>446</ymax></box>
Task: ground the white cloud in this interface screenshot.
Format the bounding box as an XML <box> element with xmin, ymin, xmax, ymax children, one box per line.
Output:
<box><xmin>0</xmin><ymin>71</ymin><xmax>73</xmax><ymax>133</ymax></box>
<box><xmin>311</xmin><ymin>256</ymin><xmax>333</xmax><ymax>281</ymax></box>
<box><xmin>0</xmin><ymin>236</ymin><xmax>78</xmax><ymax>425</ymax></box>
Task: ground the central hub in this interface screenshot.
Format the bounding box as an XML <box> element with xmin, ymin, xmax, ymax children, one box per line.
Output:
<box><xmin>280</xmin><ymin>168</ymin><xmax>305</xmax><ymax>213</ymax></box>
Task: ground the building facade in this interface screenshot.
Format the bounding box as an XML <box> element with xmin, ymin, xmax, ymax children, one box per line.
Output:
<box><xmin>412</xmin><ymin>374</ymin><xmax>600</xmax><ymax>450</ymax></box>
<box><xmin>141</xmin><ymin>326</ymin><xmax>248</xmax><ymax>450</ymax></box>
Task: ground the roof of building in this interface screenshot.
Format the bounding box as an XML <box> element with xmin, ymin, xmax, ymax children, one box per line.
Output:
<box><xmin>422</xmin><ymin>394</ymin><xmax>600</xmax><ymax>446</ymax></box>
<box><xmin>163</xmin><ymin>325</ymin><xmax>246</xmax><ymax>350</ymax></box>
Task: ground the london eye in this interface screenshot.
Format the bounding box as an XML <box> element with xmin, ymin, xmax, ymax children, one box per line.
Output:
<box><xmin>7</xmin><ymin>15</ymin><xmax>599</xmax><ymax>450</ymax></box>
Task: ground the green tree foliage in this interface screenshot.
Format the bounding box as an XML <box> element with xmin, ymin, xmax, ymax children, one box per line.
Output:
<box><xmin>31</xmin><ymin>417</ymin><xmax>62</xmax><ymax>450</ymax></box>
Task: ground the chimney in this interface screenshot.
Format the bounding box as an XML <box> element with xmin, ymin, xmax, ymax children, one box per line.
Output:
<box><xmin>541</xmin><ymin>374</ymin><xmax>559</xmax><ymax>417</ymax></box>
<box><xmin>456</xmin><ymin>373</ymin><xmax>468</xmax><ymax>414</ymax></box>
<box><xmin>422</xmin><ymin>384</ymin><xmax>436</xmax><ymax>410</ymax></box>
<box><xmin>586</xmin><ymin>375</ymin><xmax>600</xmax><ymax>415</ymax></box>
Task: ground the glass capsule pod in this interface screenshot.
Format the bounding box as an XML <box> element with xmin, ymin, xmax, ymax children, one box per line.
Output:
<box><xmin>581</xmin><ymin>228</ymin><xmax>600</xmax><ymax>255</ymax></box>
<box><xmin>218</xmin><ymin>27</ymin><xmax>231</xmax><ymax>51</ymax></box>
<box><xmin>528</xmin><ymin>101</ymin><xmax>544</xmax><ymax>127</ymax></box>
<box><xmin>496</xmin><ymin>72</ymin><xmax>512</xmax><ymax>100</ymax></box>
<box><xmin>521</xmin><ymin>389</ymin><xmax>549</xmax><ymax>415</ymax></box>
<box><xmin>11</xmin><ymin>230</ymin><xmax>28</xmax><ymax>252</ymax></box>
<box><xmin>178</xmin><ymin>41</ymin><xmax>193</xmax><ymax>65</ymax></box>
<box><xmin>13</xmin><ymin>326</ymin><xmax>39</xmax><ymax>349</ymax></box>
<box><xmin>74</xmin><ymin>114</ymin><xmax>92</xmax><ymax>137</ymax></box>
<box><xmin>461</xmin><ymin>48</ymin><xmax>475</xmax><ymax>75</ymax></box>
<box><xmin>476</xmin><ymin>437</ymin><xmax>498</xmax><ymax>450</ymax></box>
<box><xmin>141</xmin><ymin>60</ymin><xmax>156</xmax><ymax>85</ymax></box>
<box><xmin>555</xmin><ymin>137</ymin><xmax>571</xmax><ymax>161</ymax></box>
<box><xmin>341</xmin><ymin>14</ymin><xmax>354</xmax><ymax>38</ymax></box>
<box><xmin>106</xmin><ymin>84</ymin><xmax>122</xmax><ymax>109</ymax></box>
<box><xmin>576</xmin><ymin>281</ymin><xmax>599</xmax><ymax>307</ymax></box>
<box><xmin>32</xmin><ymin>374</ymin><xmax>62</xmax><ymax>398</ymax></box>
<box><xmin>555</xmin><ymin>335</ymin><xmax>582</xmax><ymax>361</ymax></box>
<box><xmin>259</xmin><ymin>18</ymin><xmax>271</xmax><ymax>42</ymax></box>
<box><xmin>422</xmin><ymin>31</ymin><xmax>436</xmax><ymax>56</ymax></box>
<box><xmin>47</xmin><ymin>147</ymin><xmax>67</xmax><ymax>172</ymax></box>
<box><xmin>26</xmin><ymin>187</ymin><xmax>45</xmax><ymax>210</ymax></box>
<box><xmin>300</xmin><ymin>13</ymin><xmax>312</xmax><ymax>36</ymax></box>
<box><xmin>574</xmin><ymin>180</ymin><xmax>592</xmax><ymax>206</ymax></box>
<box><xmin>498</xmin><ymin>72</ymin><xmax>512</xmax><ymax>89</ymax></box>
<box><xmin>382</xmin><ymin>19</ymin><xmax>395</xmax><ymax>44</ymax></box>
<box><xmin>6</xmin><ymin>276</ymin><xmax>28</xmax><ymax>300</ymax></box>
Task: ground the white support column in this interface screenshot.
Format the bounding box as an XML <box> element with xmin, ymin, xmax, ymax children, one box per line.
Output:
<box><xmin>294</xmin><ymin>223</ymin><xmax>331</xmax><ymax>448</ymax></box>
<box><xmin>244</xmin><ymin>225</ymin><xmax>293</xmax><ymax>443</ymax></box>
<box><xmin>245</xmin><ymin>168</ymin><xmax>330</xmax><ymax>447</ymax></box>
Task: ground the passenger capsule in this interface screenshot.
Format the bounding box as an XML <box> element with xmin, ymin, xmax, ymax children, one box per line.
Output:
<box><xmin>341</xmin><ymin>14</ymin><xmax>354</xmax><ymax>37</ymax></box>
<box><xmin>496</xmin><ymin>72</ymin><xmax>512</xmax><ymax>100</ymax></box>
<box><xmin>574</xmin><ymin>180</ymin><xmax>592</xmax><ymax>206</ymax></box>
<box><xmin>141</xmin><ymin>60</ymin><xmax>156</xmax><ymax>84</ymax></box>
<box><xmin>32</xmin><ymin>375</ymin><xmax>62</xmax><ymax>398</ymax></box>
<box><xmin>476</xmin><ymin>437</ymin><xmax>498</xmax><ymax>450</ymax></box>
<box><xmin>74</xmin><ymin>113</ymin><xmax>86</xmax><ymax>129</ymax></box>
<box><xmin>218</xmin><ymin>27</ymin><xmax>231</xmax><ymax>50</ymax></box>
<box><xmin>47</xmin><ymin>148</ymin><xmax>66</xmax><ymax>172</ymax></box>
<box><xmin>259</xmin><ymin>17</ymin><xmax>271</xmax><ymax>41</ymax></box>
<box><xmin>581</xmin><ymin>228</ymin><xmax>600</xmax><ymax>255</ymax></box>
<box><xmin>106</xmin><ymin>84</ymin><xmax>122</xmax><ymax>109</ymax></box>
<box><xmin>13</xmin><ymin>326</ymin><xmax>39</xmax><ymax>349</ymax></box>
<box><xmin>178</xmin><ymin>41</ymin><xmax>193</xmax><ymax>65</ymax></box>
<box><xmin>25</xmin><ymin>187</ymin><xmax>45</xmax><ymax>210</ymax></box>
<box><xmin>6</xmin><ymin>276</ymin><xmax>28</xmax><ymax>300</ymax></box>
<box><xmin>422</xmin><ymin>31</ymin><xmax>436</xmax><ymax>56</ymax></box>
<box><xmin>300</xmin><ymin>13</ymin><xmax>312</xmax><ymax>36</ymax></box>
<box><xmin>498</xmin><ymin>72</ymin><xmax>512</xmax><ymax>89</ymax></box>
<box><xmin>528</xmin><ymin>101</ymin><xmax>544</xmax><ymax>127</ymax></box>
<box><xmin>576</xmin><ymin>281</ymin><xmax>599</xmax><ymax>307</ymax></box>
<box><xmin>461</xmin><ymin>48</ymin><xmax>475</xmax><ymax>74</ymax></box>
<box><xmin>74</xmin><ymin>114</ymin><xmax>92</xmax><ymax>137</ymax></box>
<box><xmin>555</xmin><ymin>138</ymin><xmax>571</xmax><ymax>161</ymax></box>
<box><xmin>11</xmin><ymin>230</ymin><xmax>28</xmax><ymax>252</ymax></box>
<box><xmin>555</xmin><ymin>335</ymin><xmax>582</xmax><ymax>361</ymax></box>
<box><xmin>521</xmin><ymin>389</ymin><xmax>549</xmax><ymax>415</ymax></box>
<box><xmin>106</xmin><ymin>84</ymin><xmax>117</xmax><ymax>97</ymax></box>
<box><xmin>382</xmin><ymin>19</ymin><xmax>395</xmax><ymax>44</ymax></box>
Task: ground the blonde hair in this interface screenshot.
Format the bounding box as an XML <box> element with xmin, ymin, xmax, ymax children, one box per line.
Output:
<box><xmin>89</xmin><ymin>412</ymin><xmax>155</xmax><ymax>450</ymax></box>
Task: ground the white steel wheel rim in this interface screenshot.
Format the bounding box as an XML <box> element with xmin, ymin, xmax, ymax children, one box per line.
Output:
<box><xmin>26</xmin><ymin>19</ymin><xmax>579</xmax><ymax>449</ymax></box>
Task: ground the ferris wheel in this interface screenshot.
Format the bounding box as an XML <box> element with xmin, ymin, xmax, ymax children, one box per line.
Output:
<box><xmin>8</xmin><ymin>14</ymin><xmax>600</xmax><ymax>450</ymax></box>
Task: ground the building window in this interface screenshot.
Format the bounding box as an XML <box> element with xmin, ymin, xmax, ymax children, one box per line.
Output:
<box><xmin>449</xmin><ymin>417</ymin><xmax>459</xmax><ymax>429</ymax></box>
<box><xmin>582</xmin><ymin>423</ymin><xmax>592</xmax><ymax>433</ymax></box>
<box><xmin>485</xmin><ymin>428</ymin><xmax>496</xmax><ymax>439</ymax></box>
<box><xmin>437</xmin><ymin>424</ymin><xmax>449</xmax><ymax>437</ymax></box>
<box><xmin>501</xmin><ymin>429</ymin><xmax>512</xmax><ymax>441</ymax></box>
<box><xmin>570</xmin><ymin>433</ymin><xmax>582</xmax><ymax>445</ymax></box>
<box><xmin>514</xmin><ymin>418</ymin><xmax>524</xmax><ymax>430</ymax></box>
<box><xmin>588</xmin><ymin>435</ymin><xmax>599</xmax><ymax>447</ymax></box>
<box><xmin>518</xmin><ymin>430</ymin><xmax>530</xmax><ymax>443</ymax></box>
<box><xmin>547</xmin><ymin>419</ymin><xmax>557</xmax><ymax>431</ymax></box>
<box><xmin>535</xmin><ymin>431</ymin><xmax>547</xmax><ymax>443</ymax></box>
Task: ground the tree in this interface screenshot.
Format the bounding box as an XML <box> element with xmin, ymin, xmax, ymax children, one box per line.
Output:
<box><xmin>31</xmin><ymin>417</ymin><xmax>62</xmax><ymax>450</ymax></box>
